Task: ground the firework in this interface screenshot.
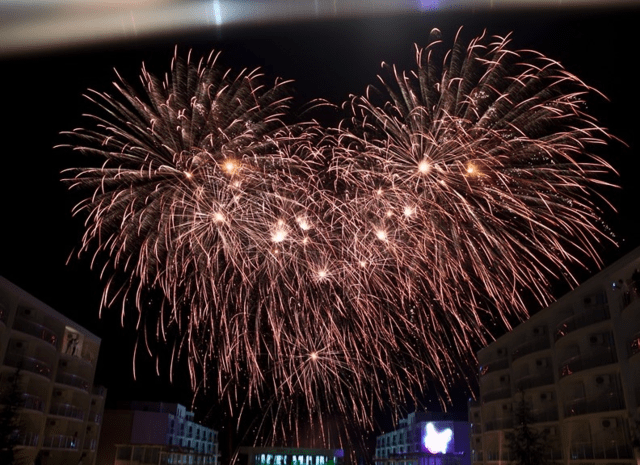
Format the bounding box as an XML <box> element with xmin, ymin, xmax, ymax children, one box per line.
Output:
<box><xmin>61</xmin><ymin>29</ymin><xmax>615</xmax><ymax>450</ymax></box>
<box><xmin>330</xmin><ymin>27</ymin><xmax>615</xmax><ymax>369</ymax></box>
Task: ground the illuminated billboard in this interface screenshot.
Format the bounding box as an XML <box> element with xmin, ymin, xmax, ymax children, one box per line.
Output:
<box><xmin>422</xmin><ymin>422</ymin><xmax>453</xmax><ymax>454</ymax></box>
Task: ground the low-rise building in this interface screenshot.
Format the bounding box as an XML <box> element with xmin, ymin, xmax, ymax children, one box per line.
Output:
<box><xmin>98</xmin><ymin>401</ymin><xmax>220</xmax><ymax>465</ymax></box>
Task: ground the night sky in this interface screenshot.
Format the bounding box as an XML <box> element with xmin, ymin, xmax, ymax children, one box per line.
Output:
<box><xmin>1</xmin><ymin>3</ymin><xmax>639</xmax><ymax>460</ymax></box>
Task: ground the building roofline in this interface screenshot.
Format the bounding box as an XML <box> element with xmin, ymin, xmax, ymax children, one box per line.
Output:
<box><xmin>477</xmin><ymin>244</ymin><xmax>640</xmax><ymax>356</ymax></box>
<box><xmin>0</xmin><ymin>275</ymin><xmax>101</xmax><ymax>343</ymax></box>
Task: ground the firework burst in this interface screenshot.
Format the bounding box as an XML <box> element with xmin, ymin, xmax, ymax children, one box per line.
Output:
<box><xmin>61</xmin><ymin>29</ymin><xmax>616</xmax><ymax>451</ymax></box>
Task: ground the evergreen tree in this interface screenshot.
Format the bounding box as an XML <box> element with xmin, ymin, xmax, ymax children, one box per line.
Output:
<box><xmin>505</xmin><ymin>392</ymin><xmax>549</xmax><ymax>465</ymax></box>
<box><xmin>0</xmin><ymin>369</ymin><xmax>24</xmax><ymax>465</ymax></box>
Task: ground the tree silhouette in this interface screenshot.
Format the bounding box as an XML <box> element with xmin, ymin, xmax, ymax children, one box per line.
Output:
<box><xmin>505</xmin><ymin>392</ymin><xmax>549</xmax><ymax>465</ymax></box>
<box><xmin>0</xmin><ymin>369</ymin><xmax>25</xmax><ymax>465</ymax></box>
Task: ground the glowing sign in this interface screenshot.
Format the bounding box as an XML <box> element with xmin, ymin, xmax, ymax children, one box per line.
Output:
<box><xmin>423</xmin><ymin>422</ymin><xmax>453</xmax><ymax>454</ymax></box>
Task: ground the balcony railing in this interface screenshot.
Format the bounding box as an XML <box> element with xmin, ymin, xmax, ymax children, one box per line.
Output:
<box><xmin>564</xmin><ymin>390</ymin><xmax>625</xmax><ymax>417</ymax></box>
<box><xmin>83</xmin><ymin>438</ymin><xmax>97</xmax><ymax>451</ymax></box>
<box><xmin>49</xmin><ymin>402</ymin><xmax>85</xmax><ymax>421</ymax></box>
<box><xmin>43</xmin><ymin>434</ymin><xmax>80</xmax><ymax>450</ymax></box>
<box><xmin>14</xmin><ymin>431</ymin><xmax>39</xmax><ymax>447</ymax></box>
<box><xmin>20</xmin><ymin>393</ymin><xmax>45</xmax><ymax>412</ymax></box>
<box><xmin>555</xmin><ymin>306</ymin><xmax>610</xmax><ymax>341</ymax></box>
<box><xmin>87</xmin><ymin>410</ymin><xmax>102</xmax><ymax>423</ymax></box>
<box><xmin>479</xmin><ymin>359</ymin><xmax>509</xmax><ymax>377</ymax></box>
<box><xmin>512</xmin><ymin>338</ymin><xmax>551</xmax><ymax>361</ymax></box>
<box><xmin>56</xmin><ymin>372</ymin><xmax>90</xmax><ymax>392</ymax></box>
<box><xmin>485</xmin><ymin>418</ymin><xmax>513</xmax><ymax>431</ymax></box>
<box><xmin>4</xmin><ymin>352</ymin><xmax>52</xmax><ymax>378</ymax></box>
<box><xmin>486</xmin><ymin>451</ymin><xmax>512</xmax><ymax>461</ymax></box>
<box><xmin>13</xmin><ymin>318</ymin><xmax>58</xmax><ymax>347</ymax></box>
<box><xmin>92</xmin><ymin>385</ymin><xmax>106</xmax><ymax>397</ymax></box>
<box><xmin>570</xmin><ymin>442</ymin><xmax>632</xmax><ymax>460</ymax></box>
<box><xmin>559</xmin><ymin>350</ymin><xmax>617</xmax><ymax>378</ymax></box>
<box><xmin>482</xmin><ymin>386</ymin><xmax>512</xmax><ymax>404</ymax></box>
<box><xmin>515</xmin><ymin>372</ymin><xmax>555</xmax><ymax>391</ymax></box>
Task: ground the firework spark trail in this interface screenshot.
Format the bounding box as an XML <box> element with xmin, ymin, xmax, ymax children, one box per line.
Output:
<box><xmin>61</xmin><ymin>28</ymin><xmax>616</xmax><ymax>447</ymax></box>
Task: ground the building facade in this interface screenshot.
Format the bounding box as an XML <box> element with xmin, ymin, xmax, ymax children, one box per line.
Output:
<box><xmin>470</xmin><ymin>246</ymin><xmax>640</xmax><ymax>465</ymax></box>
<box><xmin>374</xmin><ymin>412</ymin><xmax>471</xmax><ymax>465</ymax></box>
<box><xmin>98</xmin><ymin>401</ymin><xmax>220</xmax><ymax>465</ymax></box>
<box><xmin>0</xmin><ymin>276</ymin><xmax>106</xmax><ymax>465</ymax></box>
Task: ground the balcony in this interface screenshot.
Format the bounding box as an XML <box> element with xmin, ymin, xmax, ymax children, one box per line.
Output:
<box><xmin>479</xmin><ymin>359</ymin><xmax>509</xmax><ymax>377</ymax></box>
<box><xmin>56</xmin><ymin>372</ymin><xmax>90</xmax><ymax>392</ymax></box>
<box><xmin>559</xmin><ymin>350</ymin><xmax>617</xmax><ymax>378</ymax></box>
<box><xmin>43</xmin><ymin>434</ymin><xmax>80</xmax><ymax>450</ymax></box>
<box><xmin>512</xmin><ymin>338</ymin><xmax>551</xmax><ymax>361</ymax></box>
<box><xmin>15</xmin><ymin>431</ymin><xmax>39</xmax><ymax>447</ymax></box>
<box><xmin>87</xmin><ymin>410</ymin><xmax>102</xmax><ymax>423</ymax></box>
<box><xmin>485</xmin><ymin>418</ymin><xmax>514</xmax><ymax>431</ymax></box>
<box><xmin>92</xmin><ymin>385</ymin><xmax>106</xmax><ymax>397</ymax></box>
<box><xmin>555</xmin><ymin>307</ymin><xmax>610</xmax><ymax>341</ymax></box>
<box><xmin>486</xmin><ymin>451</ymin><xmax>511</xmax><ymax>461</ymax></box>
<box><xmin>570</xmin><ymin>442</ymin><xmax>632</xmax><ymax>460</ymax></box>
<box><xmin>564</xmin><ymin>390</ymin><xmax>625</xmax><ymax>417</ymax></box>
<box><xmin>515</xmin><ymin>372</ymin><xmax>554</xmax><ymax>391</ymax></box>
<box><xmin>482</xmin><ymin>386</ymin><xmax>512</xmax><ymax>404</ymax></box>
<box><xmin>13</xmin><ymin>318</ymin><xmax>58</xmax><ymax>347</ymax></box>
<box><xmin>4</xmin><ymin>352</ymin><xmax>52</xmax><ymax>379</ymax></box>
<box><xmin>83</xmin><ymin>438</ymin><xmax>97</xmax><ymax>451</ymax></box>
<box><xmin>49</xmin><ymin>402</ymin><xmax>85</xmax><ymax>421</ymax></box>
<box><xmin>20</xmin><ymin>393</ymin><xmax>45</xmax><ymax>412</ymax></box>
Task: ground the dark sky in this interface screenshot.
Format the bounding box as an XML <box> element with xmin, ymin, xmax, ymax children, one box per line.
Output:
<box><xmin>1</xmin><ymin>3</ymin><xmax>640</xmax><ymax>457</ymax></box>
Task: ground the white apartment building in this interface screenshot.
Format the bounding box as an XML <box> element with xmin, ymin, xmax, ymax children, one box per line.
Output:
<box><xmin>0</xmin><ymin>275</ymin><xmax>106</xmax><ymax>465</ymax></box>
<box><xmin>469</xmin><ymin>246</ymin><xmax>640</xmax><ymax>465</ymax></box>
<box><xmin>98</xmin><ymin>401</ymin><xmax>220</xmax><ymax>465</ymax></box>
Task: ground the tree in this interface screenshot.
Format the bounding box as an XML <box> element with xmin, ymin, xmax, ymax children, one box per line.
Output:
<box><xmin>505</xmin><ymin>392</ymin><xmax>549</xmax><ymax>465</ymax></box>
<box><xmin>0</xmin><ymin>369</ymin><xmax>24</xmax><ymax>465</ymax></box>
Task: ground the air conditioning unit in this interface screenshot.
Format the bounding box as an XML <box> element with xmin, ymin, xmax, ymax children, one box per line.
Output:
<box><xmin>536</xmin><ymin>359</ymin><xmax>548</xmax><ymax>368</ymax></box>
<box><xmin>590</xmin><ymin>334</ymin><xmax>605</xmax><ymax>345</ymax></box>
<box><xmin>602</xmin><ymin>418</ymin><xmax>617</xmax><ymax>429</ymax></box>
<box><xmin>596</xmin><ymin>375</ymin><xmax>611</xmax><ymax>385</ymax></box>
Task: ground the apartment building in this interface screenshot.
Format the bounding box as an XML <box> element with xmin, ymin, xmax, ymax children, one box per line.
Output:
<box><xmin>374</xmin><ymin>412</ymin><xmax>471</xmax><ymax>465</ymax></box>
<box><xmin>98</xmin><ymin>401</ymin><xmax>220</xmax><ymax>465</ymax></box>
<box><xmin>470</xmin><ymin>246</ymin><xmax>640</xmax><ymax>464</ymax></box>
<box><xmin>0</xmin><ymin>275</ymin><xmax>106</xmax><ymax>465</ymax></box>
